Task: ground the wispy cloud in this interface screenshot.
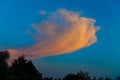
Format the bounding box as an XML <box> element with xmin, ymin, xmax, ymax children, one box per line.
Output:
<box><xmin>9</xmin><ymin>9</ymin><xmax>100</xmax><ymax>60</ymax></box>
<box><xmin>38</xmin><ymin>10</ymin><xmax>47</xmax><ymax>15</ymax></box>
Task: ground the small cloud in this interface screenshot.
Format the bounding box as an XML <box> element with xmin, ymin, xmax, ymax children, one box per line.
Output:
<box><xmin>39</xmin><ymin>10</ymin><xmax>47</xmax><ymax>15</ymax></box>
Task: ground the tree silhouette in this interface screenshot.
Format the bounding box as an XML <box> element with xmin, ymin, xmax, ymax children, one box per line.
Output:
<box><xmin>10</xmin><ymin>55</ymin><xmax>42</xmax><ymax>80</ymax></box>
<box><xmin>43</xmin><ymin>77</ymin><xmax>53</xmax><ymax>80</ymax></box>
<box><xmin>10</xmin><ymin>55</ymin><xmax>27</xmax><ymax>76</ymax></box>
<box><xmin>0</xmin><ymin>50</ymin><xmax>10</xmax><ymax>60</ymax></box>
<box><xmin>0</xmin><ymin>50</ymin><xmax>10</xmax><ymax>80</ymax></box>
<box><xmin>63</xmin><ymin>74</ymin><xmax>79</xmax><ymax>80</ymax></box>
<box><xmin>98</xmin><ymin>77</ymin><xmax>104</xmax><ymax>80</ymax></box>
<box><xmin>116</xmin><ymin>76</ymin><xmax>120</xmax><ymax>80</ymax></box>
<box><xmin>93</xmin><ymin>77</ymin><xmax>96</xmax><ymax>80</ymax></box>
<box><xmin>0</xmin><ymin>50</ymin><xmax>120</xmax><ymax>80</ymax></box>
<box><xmin>63</xmin><ymin>71</ymin><xmax>91</xmax><ymax>80</ymax></box>
<box><xmin>77</xmin><ymin>71</ymin><xmax>91</xmax><ymax>80</ymax></box>
<box><xmin>105</xmin><ymin>76</ymin><xmax>112</xmax><ymax>80</ymax></box>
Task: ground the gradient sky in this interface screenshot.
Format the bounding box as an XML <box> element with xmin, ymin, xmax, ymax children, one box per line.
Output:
<box><xmin>0</xmin><ymin>0</ymin><xmax>120</xmax><ymax>78</ymax></box>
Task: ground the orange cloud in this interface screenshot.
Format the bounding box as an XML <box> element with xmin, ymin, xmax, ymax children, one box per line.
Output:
<box><xmin>9</xmin><ymin>9</ymin><xmax>100</xmax><ymax>60</ymax></box>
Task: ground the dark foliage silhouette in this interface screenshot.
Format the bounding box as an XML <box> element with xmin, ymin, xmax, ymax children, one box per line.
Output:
<box><xmin>105</xmin><ymin>76</ymin><xmax>112</xmax><ymax>80</ymax></box>
<box><xmin>0</xmin><ymin>50</ymin><xmax>120</xmax><ymax>80</ymax></box>
<box><xmin>116</xmin><ymin>77</ymin><xmax>120</xmax><ymax>80</ymax></box>
<box><xmin>0</xmin><ymin>50</ymin><xmax>10</xmax><ymax>80</ymax></box>
<box><xmin>77</xmin><ymin>71</ymin><xmax>91</xmax><ymax>80</ymax></box>
<box><xmin>63</xmin><ymin>74</ymin><xmax>79</xmax><ymax>80</ymax></box>
<box><xmin>63</xmin><ymin>71</ymin><xmax>91</xmax><ymax>80</ymax></box>
<box><xmin>9</xmin><ymin>55</ymin><xmax>42</xmax><ymax>80</ymax></box>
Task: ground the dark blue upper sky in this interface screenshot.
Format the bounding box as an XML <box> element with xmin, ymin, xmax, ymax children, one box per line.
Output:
<box><xmin>0</xmin><ymin>0</ymin><xmax>120</xmax><ymax>78</ymax></box>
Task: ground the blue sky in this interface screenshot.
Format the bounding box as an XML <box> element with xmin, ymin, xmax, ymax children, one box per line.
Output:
<box><xmin>0</xmin><ymin>0</ymin><xmax>120</xmax><ymax>78</ymax></box>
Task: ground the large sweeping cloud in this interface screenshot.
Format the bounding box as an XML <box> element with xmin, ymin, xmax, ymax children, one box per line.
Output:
<box><xmin>9</xmin><ymin>9</ymin><xmax>100</xmax><ymax>59</ymax></box>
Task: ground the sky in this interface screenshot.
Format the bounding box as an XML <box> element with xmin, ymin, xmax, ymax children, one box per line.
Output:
<box><xmin>0</xmin><ymin>0</ymin><xmax>120</xmax><ymax>78</ymax></box>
